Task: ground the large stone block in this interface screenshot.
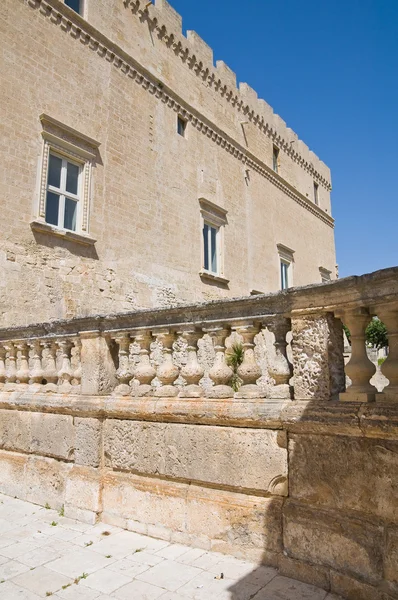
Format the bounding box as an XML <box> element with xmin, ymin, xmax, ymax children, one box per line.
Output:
<box><xmin>329</xmin><ymin>572</ymin><xmax>386</xmax><ymax>600</ymax></box>
<box><xmin>30</xmin><ymin>413</ymin><xmax>75</xmax><ymax>461</ymax></box>
<box><xmin>25</xmin><ymin>455</ymin><xmax>72</xmax><ymax>510</ymax></box>
<box><xmin>74</xmin><ymin>417</ymin><xmax>101</xmax><ymax>467</ymax></box>
<box><xmin>0</xmin><ymin>449</ymin><xmax>28</xmax><ymax>499</ymax></box>
<box><xmin>0</xmin><ymin>409</ymin><xmax>31</xmax><ymax>453</ymax></box>
<box><xmin>385</xmin><ymin>526</ymin><xmax>398</xmax><ymax>595</ymax></box>
<box><xmin>289</xmin><ymin>434</ymin><xmax>398</xmax><ymax>523</ymax></box>
<box><xmin>283</xmin><ymin>501</ymin><xmax>383</xmax><ymax>585</ymax></box>
<box><xmin>103</xmin><ymin>421</ymin><xmax>287</xmax><ymax>495</ymax></box>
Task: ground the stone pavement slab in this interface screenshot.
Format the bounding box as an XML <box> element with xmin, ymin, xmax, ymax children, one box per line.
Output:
<box><xmin>0</xmin><ymin>493</ymin><xmax>345</xmax><ymax>600</ymax></box>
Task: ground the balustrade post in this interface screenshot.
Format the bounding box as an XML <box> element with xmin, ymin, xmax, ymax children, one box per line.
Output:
<box><xmin>133</xmin><ymin>332</ymin><xmax>156</xmax><ymax>396</ymax></box>
<box><xmin>376</xmin><ymin>307</ymin><xmax>398</xmax><ymax>402</ymax></box>
<box><xmin>0</xmin><ymin>345</ymin><xmax>6</xmax><ymax>388</ymax></box>
<box><xmin>155</xmin><ymin>330</ymin><xmax>179</xmax><ymax>397</ymax></box>
<box><xmin>29</xmin><ymin>340</ymin><xmax>44</xmax><ymax>392</ymax></box>
<box><xmin>16</xmin><ymin>342</ymin><xmax>30</xmax><ymax>388</ymax></box>
<box><xmin>234</xmin><ymin>323</ymin><xmax>265</xmax><ymax>398</ymax></box>
<box><xmin>43</xmin><ymin>341</ymin><xmax>59</xmax><ymax>392</ymax></box>
<box><xmin>114</xmin><ymin>334</ymin><xmax>133</xmax><ymax>396</ymax></box>
<box><xmin>205</xmin><ymin>327</ymin><xmax>234</xmax><ymax>398</ymax></box>
<box><xmin>58</xmin><ymin>339</ymin><xmax>73</xmax><ymax>393</ymax></box>
<box><xmin>178</xmin><ymin>328</ymin><xmax>204</xmax><ymax>398</ymax></box>
<box><xmin>291</xmin><ymin>312</ymin><xmax>345</xmax><ymax>401</ymax></box>
<box><xmin>266</xmin><ymin>317</ymin><xmax>293</xmax><ymax>399</ymax></box>
<box><xmin>337</xmin><ymin>308</ymin><xmax>376</xmax><ymax>402</ymax></box>
<box><xmin>5</xmin><ymin>343</ymin><xmax>17</xmax><ymax>390</ymax></box>
<box><xmin>72</xmin><ymin>338</ymin><xmax>82</xmax><ymax>389</ymax></box>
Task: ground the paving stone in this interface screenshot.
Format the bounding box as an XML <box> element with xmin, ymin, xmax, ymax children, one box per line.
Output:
<box><xmin>80</xmin><ymin>568</ymin><xmax>133</xmax><ymax>594</ymax></box>
<box><xmin>251</xmin><ymin>575</ymin><xmax>328</xmax><ymax>600</ymax></box>
<box><xmin>0</xmin><ymin>580</ymin><xmax>42</xmax><ymax>599</ymax></box>
<box><xmin>0</xmin><ymin>559</ymin><xmax>31</xmax><ymax>580</ymax></box>
<box><xmin>12</xmin><ymin>565</ymin><xmax>73</xmax><ymax>597</ymax></box>
<box><xmin>125</xmin><ymin>550</ymin><xmax>165</xmax><ymax>566</ymax></box>
<box><xmin>55</xmin><ymin>584</ymin><xmax>102</xmax><ymax>599</ymax></box>
<box><xmin>136</xmin><ymin>559</ymin><xmax>203</xmax><ymax>592</ymax></box>
<box><xmin>155</xmin><ymin>544</ymin><xmax>192</xmax><ymax>560</ymax></box>
<box><xmin>113</xmin><ymin>579</ymin><xmax>166</xmax><ymax>599</ymax></box>
<box><xmin>18</xmin><ymin>546</ymin><xmax>63</xmax><ymax>568</ymax></box>
<box><xmin>0</xmin><ymin>541</ymin><xmax>41</xmax><ymax>560</ymax></box>
<box><xmin>175</xmin><ymin>548</ymin><xmax>206</xmax><ymax>565</ymax></box>
<box><xmin>46</xmin><ymin>548</ymin><xmax>115</xmax><ymax>578</ymax></box>
<box><xmin>105</xmin><ymin>558</ymin><xmax>151</xmax><ymax>578</ymax></box>
<box><xmin>90</xmin><ymin>530</ymin><xmax>168</xmax><ymax>559</ymax></box>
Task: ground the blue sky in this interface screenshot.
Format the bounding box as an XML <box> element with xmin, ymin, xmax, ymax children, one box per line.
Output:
<box><xmin>170</xmin><ymin>0</ymin><xmax>398</xmax><ymax>278</ymax></box>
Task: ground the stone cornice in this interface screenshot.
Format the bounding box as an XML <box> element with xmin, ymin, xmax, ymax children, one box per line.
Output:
<box><xmin>125</xmin><ymin>0</ymin><xmax>332</xmax><ymax>192</ymax></box>
<box><xmin>27</xmin><ymin>0</ymin><xmax>334</xmax><ymax>228</ymax></box>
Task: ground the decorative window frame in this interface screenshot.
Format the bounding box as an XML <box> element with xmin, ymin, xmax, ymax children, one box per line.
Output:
<box><xmin>199</xmin><ymin>198</ymin><xmax>229</xmax><ymax>285</ymax></box>
<box><xmin>319</xmin><ymin>266</ymin><xmax>332</xmax><ymax>283</ymax></box>
<box><xmin>32</xmin><ymin>114</ymin><xmax>100</xmax><ymax>245</ymax></box>
<box><xmin>277</xmin><ymin>243</ymin><xmax>295</xmax><ymax>290</ymax></box>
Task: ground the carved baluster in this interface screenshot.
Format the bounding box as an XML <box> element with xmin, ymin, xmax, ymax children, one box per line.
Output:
<box><xmin>43</xmin><ymin>341</ymin><xmax>59</xmax><ymax>392</ymax></box>
<box><xmin>267</xmin><ymin>317</ymin><xmax>293</xmax><ymax>399</ymax></box>
<box><xmin>5</xmin><ymin>343</ymin><xmax>17</xmax><ymax>389</ymax></box>
<box><xmin>29</xmin><ymin>340</ymin><xmax>44</xmax><ymax>392</ymax></box>
<box><xmin>377</xmin><ymin>307</ymin><xmax>398</xmax><ymax>401</ymax></box>
<box><xmin>178</xmin><ymin>328</ymin><xmax>204</xmax><ymax>398</ymax></box>
<box><xmin>0</xmin><ymin>345</ymin><xmax>6</xmax><ymax>388</ymax></box>
<box><xmin>155</xmin><ymin>330</ymin><xmax>179</xmax><ymax>397</ymax></box>
<box><xmin>235</xmin><ymin>323</ymin><xmax>265</xmax><ymax>398</ymax></box>
<box><xmin>206</xmin><ymin>327</ymin><xmax>234</xmax><ymax>398</ymax></box>
<box><xmin>133</xmin><ymin>332</ymin><xmax>156</xmax><ymax>397</ymax></box>
<box><xmin>58</xmin><ymin>339</ymin><xmax>73</xmax><ymax>392</ymax></box>
<box><xmin>16</xmin><ymin>342</ymin><xmax>30</xmax><ymax>388</ymax></box>
<box><xmin>72</xmin><ymin>338</ymin><xmax>82</xmax><ymax>390</ymax></box>
<box><xmin>337</xmin><ymin>309</ymin><xmax>376</xmax><ymax>402</ymax></box>
<box><xmin>114</xmin><ymin>334</ymin><xmax>133</xmax><ymax>396</ymax></box>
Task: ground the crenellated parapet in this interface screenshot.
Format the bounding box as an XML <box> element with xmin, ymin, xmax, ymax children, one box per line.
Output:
<box><xmin>124</xmin><ymin>0</ymin><xmax>331</xmax><ymax>190</ymax></box>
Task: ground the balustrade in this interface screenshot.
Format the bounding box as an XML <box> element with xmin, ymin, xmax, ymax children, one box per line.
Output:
<box><xmin>0</xmin><ymin>267</ymin><xmax>396</xmax><ymax>402</ymax></box>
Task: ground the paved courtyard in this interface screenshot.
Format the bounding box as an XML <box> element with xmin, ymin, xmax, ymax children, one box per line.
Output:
<box><xmin>0</xmin><ymin>494</ymin><xmax>342</xmax><ymax>600</ymax></box>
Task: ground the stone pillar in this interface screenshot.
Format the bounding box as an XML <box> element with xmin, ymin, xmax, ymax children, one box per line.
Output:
<box><xmin>337</xmin><ymin>309</ymin><xmax>376</xmax><ymax>402</ymax></box>
<box><xmin>16</xmin><ymin>343</ymin><xmax>30</xmax><ymax>388</ymax></box>
<box><xmin>0</xmin><ymin>345</ymin><xmax>6</xmax><ymax>388</ymax></box>
<box><xmin>206</xmin><ymin>327</ymin><xmax>234</xmax><ymax>398</ymax></box>
<box><xmin>266</xmin><ymin>317</ymin><xmax>292</xmax><ymax>399</ymax></box>
<box><xmin>291</xmin><ymin>312</ymin><xmax>346</xmax><ymax>401</ymax></box>
<box><xmin>155</xmin><ymin>330</ymin><xmax>179</xmax><ymax>397</ymax></box>
<box><xmin>178</xmin><ymin>328</ymin><xmax>204</xmax><ymax>398</ymax></box>
<box><xmin>29</xmin><ymin>340</ymin><xmax>44</xmax><ymax>392</ymax></box>
<box><xmin>73</xmin><ymin>339</ymin><xmax>82</xmax><ymax>389</ymax></box>
<box><xmin>80</xmin><ymin>331</ymin><xmax>117</xmax><ymax>395</ymax></box>
<box><xmin>43</xmin><ymin>341</ymin><xmax>59</xmax><ymax>392</ymax></box>
<box><xmin>5</xmin><ymin>343</ymin><xmax>17</xmax><ymax>390</ymax></box>
<box><xmin>377</xmin><ymin>307</ymin><xmax>398</xmax><ymax>402</ymax></box>
<box><xmin>133</xmin><ymin>332</ymin><xmax>156</xmax><ymax>397</ymax></box>
<box><xmin>58</xmin><ymin>339</ymin><xmax>73</xmax><ymax>393</ymax></box>
<box><xmin>235</xmin><ymin>323</ymin><xmax>265</xmax><ymax>398</ymax></box>
<box><xmin>114</xmin><ymin>334</ymin><xmax>133</xmax><ymax>396</ymax></box>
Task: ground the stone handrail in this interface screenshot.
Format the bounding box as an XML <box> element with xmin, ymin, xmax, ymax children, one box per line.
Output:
<box><xmin>0</xmin><ymin>266</ymin><xmax>397</xmax><ymax>402</ymax></box>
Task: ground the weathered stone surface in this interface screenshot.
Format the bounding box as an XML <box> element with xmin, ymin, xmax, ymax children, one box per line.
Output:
<box><xmin>0</xmin><ymin>409</ymin><xmax>31</xmax><ymax>453</ymax></box>
<box><xmin>25</xmin><ymin>455</ymin><xmax>71</xmax><ymax>510</ymax></box>
<box><xmin>278</xmin><ymin>555</ymin><xmax>330</xmax><ymax>591</ymax></box>
<box><xmin>65</xmin><ymin>465</ymin><xmax>101</xmax><ymax>515</ymax></box>
<box><xmin>30</xmin><ymin>413</ymin><xmax>75</xmax><ymax>461</ymax></box>
<box><xmin>289</xmin><ymin>434</ymin><xmax>398</xmax><ymax>523</ymax></box>
<box><xmin>385</xmin><ymin>526</ymin><xmax>398</xmax><ymax>594</ymax></box>
<box><xmin>103</xmin><ymin>421</ymin><xmax>288</xmax><ymax>494</ymax></box>
<box><xmin>283</xmin><ymin>501</ymin><xmax>384</xmax><ymax>584</ymax></box>
<box><xmin>75</xmin><ymin>417</ymin><xmax>101</xmax><ymax>467</ymax></box>
<box><xmin>0</xmin><ymin>449</ymin><xmax>28</xmax><ymax>499</ymax></box>
<box><xmin>329</xmin><ymin>571</ymin><xmax>386</xmax><ymax>600</ymax></box>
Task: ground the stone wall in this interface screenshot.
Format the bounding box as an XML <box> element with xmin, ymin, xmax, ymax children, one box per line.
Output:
<box><xmin>0</xmin><ymin>394</ymin><xmax>397</xmax><ymax>600</ymax></box>
<box><xmin>0</xmin><ymin>0</ymin><xmax>336</xmax><ymax>327</ymax></box>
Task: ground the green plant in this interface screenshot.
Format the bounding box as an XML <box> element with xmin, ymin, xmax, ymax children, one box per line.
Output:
<box><xmin>45</xmin><ymin>503</ymin><xmax>51</xmax><ymax>510</ymax></box>
<box><xmin>366</xmin><ymin>318</ymin><xmax>388</xmax><ymax>349</ymax></box>
<box><xmin>74</xmin><ymin>572</ymin><xmax>89</xmax><ymax>585</ymax></box>
<box><xmin>105</xmin><ymin>555</ymin><xmax>112</xmax><ymax>559</ymax></box>
<box><xmin>225</xmin><ymin>342</ymin><xmax>244</xmax><ymax>392</ymax></box>
<box><xmin>50</xmin><ymin>521</ymin><xmax>58</xmax><ymax>527</ymax></box>
<box><xmin>84</xmin><ymin>541</ymin><xmax>93</xmax><ymax>547</ymax></box>
<box><xmin>58</xmin><ymin>505</ymin><xmax>65</xmax><ymax>517</ymax></box>
<box><xmin>62</xmin><ymin>584</ymin><xmax>72</xmax><ymax>590</ymax></box>
<box><xmin>45</xmin><ymin>593</ymin><xmax>53</xmax><ymax>597</ymax></box>
<box><xmin>378</xmin><ymin>357</ymin><xmax>387</xmax><ymax>366</ymax></box>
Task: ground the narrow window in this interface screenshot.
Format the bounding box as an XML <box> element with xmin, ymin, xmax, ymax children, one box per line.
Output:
<box><xmin>314</xmin><ymin>182</ymin><xmax>319</xmax><ymax>205</ymax></box>
<box><xmin>177</xmin><ymin>116</ymin><xmax>187</xmax><ymax>137</ymax></box>
<box><xmin>280</xmin><ymin>260</ymin><xmax>289</xmax><ymax>290</ymax></box>
<box><xmin>273</xmin><ymin>146</ymin><xmax>279</xmax><ymax>173</ymax></box>
<box><xmin>203</xmin><ymin>222</ymin><xmax>219</xmax><ymax>274</ymax></box>
<box><xmin>45</xmin><ymin>153</ymin><xmax>81</xmax><ymax>232</ymax></box>
<box><xmin>65</xmin><ymin>0</ymin><xmax>82</xmax><ymax>13</ymax></box>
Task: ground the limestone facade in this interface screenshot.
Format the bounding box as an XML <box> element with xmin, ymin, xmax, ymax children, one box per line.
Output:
<box><xmin>1</xmin><ymin>0</ymin><xmax>336</xmax><ymax>327</ymax></box>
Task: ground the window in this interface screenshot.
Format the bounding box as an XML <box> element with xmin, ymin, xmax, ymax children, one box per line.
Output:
<box><xmin>314</xmin><ymin>182</ymin><xmax>319</xmax><ymax>206</ymax></box>
<box><xmin>203</xmin><ymin>222</ymin><xmax>219</xmax><ymax>274</ymax></box>
<box><xmin>277</xmin><ymin>244</ymin><xmax>295</xmax><ymax>290</ymax></box>
<box><xmin>65</xmin><ymin>0</ymin><xmax>82</xmax><ymax>14</ymax></box>
<box><xmin>319</xmin><ymin>267</ymin><xmax>332</xmax><ymax>283</ymax></box>
<box><xmin>273</xmin><ymin>146</ymin><xmax>279</xmax><ymax>173</ymax></box>
<box><xmin>45</xmin><ymin>153</ymin><xmax>81</xmax><ymax>232</ymax></box>
<box><xmin>199</xmin><ymin>198</ymin><xmax>228</xmax><ymax>282</ymax></box>
<box><xmin>280</xmin><ymin>260</ymin><xmax>290</xmax><ymax>290</ymax></box>
<box><xmin>33</xmin><ymin>114</ymin><xmax>100</xmax><ymax>243</ymax></box>
<box><xmin>177</xmin><ymin>116</ymin><xmax>187</xmax><ymax>137</ymax></box>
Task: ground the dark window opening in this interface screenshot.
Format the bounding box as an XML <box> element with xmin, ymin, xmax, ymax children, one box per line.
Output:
<box><xmin>177</xmin><ymin>116</ymin><xmax>187</xmax><ymax>137</ymax></box>
<box><xmin>65</xmin><ymin>0</ymin><xmax>82</xmax><ymax>14</ymax></box>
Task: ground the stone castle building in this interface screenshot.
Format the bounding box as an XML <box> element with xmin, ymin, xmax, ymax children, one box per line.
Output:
<box><xmin>1</xmin><ymin>0</ymin><xmax>336</xmax><ymax>327</ymax></box>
